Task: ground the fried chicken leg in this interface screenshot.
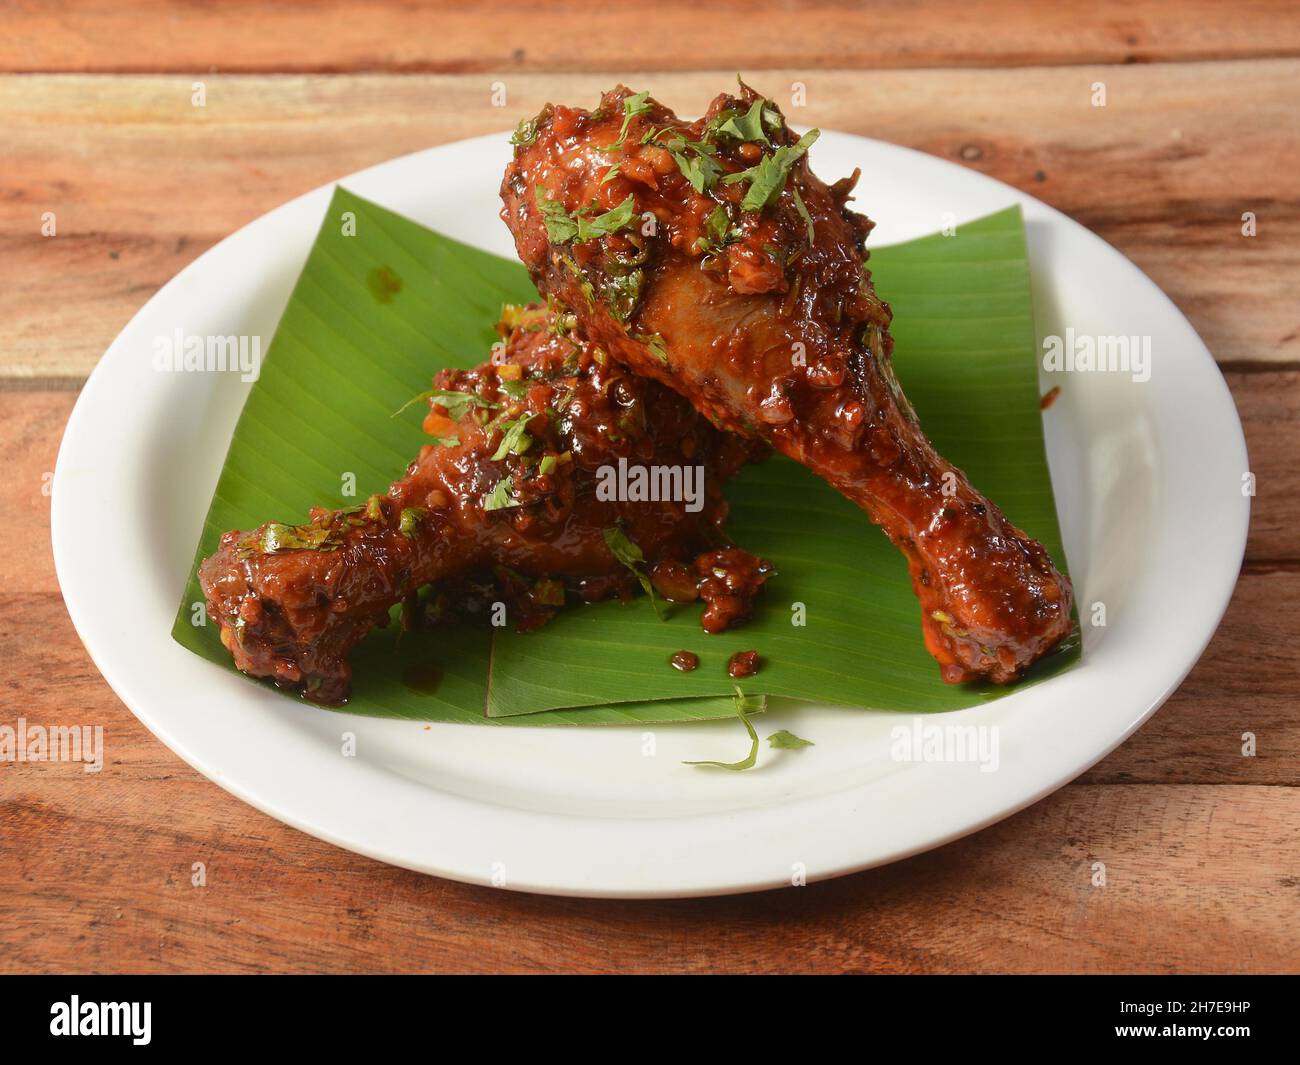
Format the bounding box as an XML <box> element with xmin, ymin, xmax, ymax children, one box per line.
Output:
<box><xmin>500</xmin><ymin>85</ymin><xmax>1074</xmax><ymax>683</ymax></box>
<box><xmin>199</xmin><ymin>305</ymin><xmax>770</xmax><ymax>704</ymax></box>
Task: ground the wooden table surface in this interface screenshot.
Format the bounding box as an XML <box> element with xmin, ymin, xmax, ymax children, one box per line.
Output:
<box><xmin>3</xmin><ymin>1</ymin><xmax>1298</xmax><ymax>974</ymax></box>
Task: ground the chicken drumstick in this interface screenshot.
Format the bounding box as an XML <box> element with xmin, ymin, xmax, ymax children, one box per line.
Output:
<box><xmin>199</xmin><ymin>304</ymin><xmax>770</xmax><ymax>704</ymax></box>
<box><xmin>500</xmin><ymin>85</ymin><xmax>1074</xmax><ymax>683</ymax></box>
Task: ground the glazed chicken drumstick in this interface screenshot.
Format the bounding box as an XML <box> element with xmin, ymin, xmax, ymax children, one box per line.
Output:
<box><xmin>500</xmin><ymin>85</ymin><xmax>1074</xmax><ymax>683</ymax></box>
<box><xmin>200</xmin><ymin>304</ymin><xmax>770</xmax><ymax>704</ymax></box>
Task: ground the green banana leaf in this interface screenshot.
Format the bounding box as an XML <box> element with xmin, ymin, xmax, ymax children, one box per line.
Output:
<box><xmin>172</xmin><ymin>185</ymin><xmax>1078</xmax><ymax>724</ymax></box>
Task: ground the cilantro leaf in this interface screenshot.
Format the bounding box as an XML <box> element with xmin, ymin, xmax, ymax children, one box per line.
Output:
<box><xmin>483</xmin><ymin>477</ymin><xmax>521</xmax><ymax>511</ymax></box>
<box><xmin>510</xmin><ymin>116</ymin><xmax>540</xmax><ymax>148</ymax></box>
<box><xmin>256</xmin><ymin>522</ymin><xmax>337</xmax><ymax>554</ymax></box>
<box><xmin>603</xmin><ymin>268</ymin><xmax>644</xmax><ymax>322</ymax></box>
<box><xmin>724</xmin><ymin>128</ymin><xmax>821</xmax><ymax>212</ymax></box>
<box><xmin>791</xmin><ymin>184</ymin><xmax>815</xmax><ymax>244</ymax></box>
<box><xmin>672</xmin><ymin>146</ymin><xmax>722</xmax><ymax>193</ymax></box>
<box><xmin>490</xmin><ymin>416</ymin><xmax>534</xmax><ymax>461</ymax></box>
<box><xmin>576</xmin><ymin>195</ymin><xmax>636</xmax><ymax>241</ymax></box>
<box><xmin>392</xmin><ymin>388</ymin><xmax>497</xmax><ymax>421</ymax></box>
<box><xmin>536</xmin><ymin>187</ymin><xmax>580</xmax><ymax>243</ymax></box>
<box><xmin>602</xmin><ymin>90</ymin><xmax>652</xmax><ymax>150</ymax></box>
<box><xmin>536</xmin><ymin>189</ymin><xmax>637</xmax><ymax>245</ymax></box>
<box><xmin>716</xmin><ymin>99</ymin><xmax>771</xmax><ymax>144</ymax></box>
<box><xmin>602</xmin><ymin>526</ymin><xmax>665</xmax><ymax>619</ymax></box>
<box><xmin>683</xmin><ymin>688</ymin><xmax>765</xmax><ymax>770</ymax></box>
<box><xmin>767</xmin><ymin>729</ymin><xmax>814</xmax><ymax>750</ymax></box>
<box><xmin>706</xmin><ymin>205</ymin><xmax>730</xmax><ymax>243</ymax></box>
<box><xmin>660</xmin><ymin>134</ymin><xmax>721</xmax><ymax>193</ymax></box>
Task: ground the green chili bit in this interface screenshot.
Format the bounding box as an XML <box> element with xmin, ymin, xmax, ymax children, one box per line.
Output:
<box><xmin>398</xmin><ymin>507</ymin><xmax>427</xmax><ymax>538</ymax></box>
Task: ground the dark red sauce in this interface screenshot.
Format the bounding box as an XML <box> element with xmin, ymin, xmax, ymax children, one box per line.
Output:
<box><xmin>727</xmin><ymin>649</ymin><xmax>761</xmax><ymax>678</ymax></box>
<box><xmin>670</xmin><ymin>649</ymin><xmax>699</xmax><ymax>672</ymax></box>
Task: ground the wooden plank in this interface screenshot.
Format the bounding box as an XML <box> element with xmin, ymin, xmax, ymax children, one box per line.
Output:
<box><xmin>1228</xmin><ymin>370</ymin><xmax>1300</xmax><ymax>562</ymax></box>
<box><xmin>2</xmin><ymin>768</ymin><xmax>1295</xmax><ymax>972</ymax></box>
<box><xmin>2</xmin><ymin>63</ymin><xmax>1296</xmax><ymax>382</ymax></box>
<box><xmin>5</xmin><ymin>0</ymin><xmax>1299</xmax><ymax>74</ymax></box>
<box><xmin>0</xmin><ymin>392</ymin><xmax>70</xmax><ymax>596</ymax></box>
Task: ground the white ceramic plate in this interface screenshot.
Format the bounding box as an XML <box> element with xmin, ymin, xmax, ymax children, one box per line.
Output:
<box><xmin>52</xmin><ymin>130</ymin><xmax>1248</xmax><ymax>898</ymax></box>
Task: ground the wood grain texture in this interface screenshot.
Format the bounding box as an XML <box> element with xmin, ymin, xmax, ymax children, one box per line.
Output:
<box><xmin>2</xmin><ymin>62</ymin><xmax>1296</xmax><ymax>382</ymax></box>
<box><xmin>6</xmin><ymin>0</ymin><xmax>1300</xmax><ymax>74</ymax></box>
<box><xmin>4</xmin><ymin>745</ymin><xmax>1297</xmax><ymax>972</ymax></box>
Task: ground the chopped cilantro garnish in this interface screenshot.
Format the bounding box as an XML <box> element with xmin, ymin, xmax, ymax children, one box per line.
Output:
<box><xmin>256</xmin><ymin>522</ymin><xmax>337</xmax><ymax>553</ymax></box>
<box><xmin>715</xmin><ymin>99</ymin><xmax>771</xmax><ymax>144</ymax></box>
<box><xmin>398</xmin><ymin>507</ymin><xmax>426</xmax><ymax>538</ymax></box>
<box><xmin>635</xmin><ymin>332</ymin><xmax>670</xmax><ymax>364</ymax></box>
<box><xmin>491</xmin><ymin>416</ymin><xmax>534</xmax><ymax>461</ymax></box>
<box><xmin>537</xmin><ymin>189</ymin><xmax>580</xmax><ymax>243</ymax></box>
<box><xmin>393</xmin><ymin>388</ymin><xmax>496</xmax><ymax>421</ymax></box>
<box><xmin>660</xmin><ymin>134</ymin><xmax>721</xmax><ymax>193</ymax></box>
<box><xmin>601</xmin><ymin>90</ymin><xmax>652</xmax><ymax>150</ymax></box>
<box><xmin>673</xmin><ymin>147</ymin><xmax>721</xmax><ymax>194</ymax></box>
<box><xmin>683</xmin><ymin>688</ymin><xmax>765</xmax><ymax>770</ymax></box>
<box><xmin>510</xmin><ymin>116</ymin><xmax>539</xmax><ymax>148</ymax></box>
<box><xmin>791</xmin><ymin>184</ymin><xmax>815</xmax><ymax>243</ymax></box>
<box><xmin>693</xmin><ymin>205</ymin><xmax>736</xmax><ymax>254</ymax></box>
<box><xmin>603</xmin><ymin>268</ymin><xmax>644</xmax><ymax>322</ymax></box>
<box><xmin>706</xmin><ymin>205</ymin><xmax>730</xmax><ymax>243</ymax></box>
<box><xmin>535</xmin><ymin>188</ymin><xmax>637</xmax><ymax>244</ymax></box>
<box><xmin>723</xmin><ymin>128</ymin><xmax>821</xmax><ymax>212</ymax></box>
<box><xmin>483</xmin><ymin>477</ymin><xmax>521</xmax><ymax>511</ymax></box>
<box><xmin>601</xmin><ymin>526</ymin><xmax>664</xmax><ymax>618</ymax></box>
<box><xmin>578</xmin><ymin>195</ymin><xmax>636</xmax><ymax>241</ymax></box>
